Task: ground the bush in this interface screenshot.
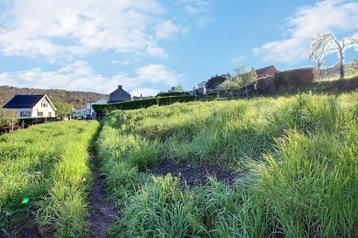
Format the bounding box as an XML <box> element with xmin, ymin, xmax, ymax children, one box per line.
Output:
<box><xmin>156</xmin><ymin>91</ymin><xmax>190</xmax><ymax>97</ymax></box>
<box><xmin>0</xmin><ymin>108</ymin><xmax>17</xmax><ymax>128</ymax></box>
<box><xmin>93</xmin><ymin>95</ymin><xmax>196</xmax><ymax>113</ymax></box>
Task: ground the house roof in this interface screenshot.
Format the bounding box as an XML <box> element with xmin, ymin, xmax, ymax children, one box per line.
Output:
<box><xmin>256</xmin><ymin>65</ymin><xmax>277</xmax><ymax>75</ymax></box>
<box><xmin>108</xmin><ymin>85</ymin><xmax>131</xmax><ymax>103</ymax></box>
<box><xmin>3</xmin><ymin>95</ymin><xmax>45</xmax><ymax>108</ymax></box>
<box><xmin>3</xmin><ymin>94</ymin><xmax>57</xmax><ymax>110</ymax></box>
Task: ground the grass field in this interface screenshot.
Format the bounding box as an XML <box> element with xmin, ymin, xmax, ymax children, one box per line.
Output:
<box><xmin>0</xmin><ymin>92</ymin><xmax>357</xmax><ymax>237</ymax></box>
<box><xmin>0</xmin><ymin>120</ymin><xmax>99</xmax><ymax>237</ymax></box>
<box><xmin>97</xmin><ymin>92</ymin><xmax>358</xmax><ymax>237</ymax></box>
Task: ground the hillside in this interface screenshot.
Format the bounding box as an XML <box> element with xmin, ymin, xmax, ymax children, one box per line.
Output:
<box><xmin>1</xmin><ymin>92</ymin><xmax>357</xmax><ymax>237</ymax></box>
<box><xmin>0</xmin><ymin>86</ymin><xmax>108</xmax><ymax>109</ymax></box>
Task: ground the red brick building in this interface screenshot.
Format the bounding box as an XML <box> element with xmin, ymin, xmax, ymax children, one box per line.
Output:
<box><xmin>256</xmin><ymin>65</ymin><xmax>278</xmax><ymax>80</ymax></box>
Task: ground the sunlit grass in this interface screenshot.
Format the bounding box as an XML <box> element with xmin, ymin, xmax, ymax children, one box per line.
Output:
<box><xmin>97</xmin><ymin>91</ymin><xmax>358</xmax><ymax>237</ymax></box>
<box><xmin>0</xmin><ymin>120</ymin><xmax>99</xmax><ymax>238</ymax></box>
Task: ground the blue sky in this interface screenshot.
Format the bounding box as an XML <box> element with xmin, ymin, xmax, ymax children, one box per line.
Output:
<box><xmin>0</xmin><ymin>0</ymin><xmax>357</xmax><ymax>96</ymax></box>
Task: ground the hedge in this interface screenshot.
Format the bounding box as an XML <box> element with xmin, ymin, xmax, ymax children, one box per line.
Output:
<box><xmin>93</xmin><ymin>95</ymin><xmax>196</xmax><ymax>113</ymax></box>
<box><xmin>155</xmin><ymin>91</ymin><xmax>190</xmax><ymax>97</ymax></box>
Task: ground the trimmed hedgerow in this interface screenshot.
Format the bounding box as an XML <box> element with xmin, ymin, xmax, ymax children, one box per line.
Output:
<box><xmin>93</xmin><ymin>95</ymin><xmax>196</xmax><ymax>113</ymax></box>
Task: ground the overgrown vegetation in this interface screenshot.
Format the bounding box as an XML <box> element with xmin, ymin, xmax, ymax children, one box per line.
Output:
<box><xmin>0</xmin><ymin>120</ymin><xmax>99</xmax><ymax>237</ymax></box>
<box><xmin>97</xmin><ymin>92</ymin><xmax>358</xmax><ymax>237</ymax></box>
<box><xmin>1</xmin><ymin>91</ymin><xmax>357</xmax><ymax>237</ymax></box>
<box><xmin>0</xmin><ymin>108</ymin><xmax>17</xmax><ymax>128</ymax></box>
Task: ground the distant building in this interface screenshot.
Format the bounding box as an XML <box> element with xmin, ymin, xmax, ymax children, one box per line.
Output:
<box><xmin>196</xmin><ymin>81</ymin><xmax>207</xmax><ymax>95</ymax></box>
<box><xmin>87</xmin><ymin>98</ymin><xmax>107</xmax><ymax>115</ymax></box>
<box><xmin>108</xmin><ymin>85</ymin><xmax>131</xmax><ymax>103</ymax></box>
<box><xmin>73</xmin><ymin>98</ymin><xmax>107</xmax><ymax>119</ymax></box>
<box><xmin>256</xmin><ymin>65</ymin><xmax>278</xmax><ymax>80</ymax></box>
<box><xmin>3</xmin><ymin>94</ymin><xmax>57</xmax><ymax>118</ymax></box>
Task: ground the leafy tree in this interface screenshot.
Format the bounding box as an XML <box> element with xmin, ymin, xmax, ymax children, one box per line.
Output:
<box><xmin>52</xmin><ymin>97</ymin><xmax>73</xmax><ymax>118</ymax></box>
<box><xmin>218</xmin><ymin>76</ymin><xmax>241</xmax><ymax>98</ymax></box>
<box><xmin>309</xmin><ymin>32</ymin><xmax>358</xmax><ymax>80</ymax></box>
<box><xmin>239</xmin><ymin>67</ymin><xmax>257</xmax><ymax>93</ymax></box>
<box><xmin>169</xmin><ymin>85</ymin><xmax>185</xmax><ymax>93</ymax></box>
<box><xmin>0</xmin><ymin>108</ymin><xmax>17</xmax><ymax>129</ymax></box>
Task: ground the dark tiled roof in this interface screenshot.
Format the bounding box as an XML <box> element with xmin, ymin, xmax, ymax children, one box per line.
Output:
<box><xmin>256</xmin><ymin>65</ymin><xmax>277</xmax><ymax>75</ymax></box>
<box><xmin>3</xmin><ymin>95</ymin><xmax>44</xmax><ymax>108</ymax></box>
<box><xmin>108</xmin><ymin>86</ymin><xmax>131</xmax><ymax>103</ymax></box>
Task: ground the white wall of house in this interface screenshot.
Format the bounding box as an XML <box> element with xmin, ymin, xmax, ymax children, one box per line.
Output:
<box><xmin>13</xmin><ymin>97</ymin><xmax>56</xmax><ymax>118</ymax></box>
<box><xmin>13</xmin><ymin>108</ymin><xmax>33</xmax><ymax>118</ymax></box>
<box><xmin>31</xmin><ymin>97</ymin><xmax>56</xmax><ymax>118</ymax></box>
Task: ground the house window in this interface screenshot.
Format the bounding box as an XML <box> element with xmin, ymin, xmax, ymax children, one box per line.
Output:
<box><xmin>41</xmin><ymin>103</ymin><xmax>48</xmax><ymax>107</ymax></box>
<box><xmin>48</xmin><ymin>112</ymin><xmax>52</xmax><ymax>117</ymax></box>
<box><xmin>20</xmin><ymin>111</ymin><xmax>31</xmax><ymax>117</ymax></box>
<box><xmin>37</xmin><ymin>111</ymin><xmax>43</xmax><ymax>117</ymax></box>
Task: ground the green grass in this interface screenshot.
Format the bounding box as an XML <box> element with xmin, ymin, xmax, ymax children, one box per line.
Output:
<box><xmin>1</xmin><ymin>91</ymin><xmax>357</xmax><ymax>237</ymax></box>
<box><xmin>97</xmin><ymin>92</ymin><xmax>358</xmax><ymax>237</ymax></box>
<box><xmin>0</xmin><ymin>120</ymin><xmax>99</xmax><ymax>238</ymax></box>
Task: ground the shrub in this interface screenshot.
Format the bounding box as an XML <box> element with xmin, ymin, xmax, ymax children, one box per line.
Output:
<box><xmin>156</xmin><ymin>91</ymin><xmax>190</xmax><ymax>97</ymax></box>
<box><xmin>93</xmin><ymin>95</ymin><xmax>196</xmax><ymax>113</ymax></box>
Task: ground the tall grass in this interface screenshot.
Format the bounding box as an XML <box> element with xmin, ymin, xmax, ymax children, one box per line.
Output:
<box><xmin>0</xmin><ymin>121</ymin><xmax>99</xmax><ymax>237</ymax></box>
<box><xmin>97</xmin><ymin>92</ymin><xmax>358</xmax><ymax>237</ymax></box>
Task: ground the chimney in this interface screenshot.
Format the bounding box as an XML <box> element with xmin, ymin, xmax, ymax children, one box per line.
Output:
<box><xmin>118</xmin><ymin>85</ymin><xmax>122</xmax><ymax>89</ymax></box>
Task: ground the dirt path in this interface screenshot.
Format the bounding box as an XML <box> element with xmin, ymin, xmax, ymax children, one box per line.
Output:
<box><xmin>89</xmin><ymin>149</ymin><xmax>118</xmax><ymax>238</ymax></box>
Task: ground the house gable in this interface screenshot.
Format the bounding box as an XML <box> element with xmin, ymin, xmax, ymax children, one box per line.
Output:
<box><xmin>108</xmin><ymin>85</ymin><xmax>131</xmax><ymax>103</ymax></box>
<box><xmin>256</xmin><ymin>65</ymin><xmax>278</xmax><ymax>80</ymax></box>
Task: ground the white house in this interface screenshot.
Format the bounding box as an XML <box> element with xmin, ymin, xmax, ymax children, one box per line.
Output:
<box><xmin>73</xmin><ymin>98</ymin><xmax>107</xmax><ymax>119</ymax></box>
<box><xmin>3</xmin><ymin>95</ymin><xmax>57</xmax><ymax>118</ymax></box>
<box><xmin>87</xmin><ymin>98</ymin><xmax>107</xmax><ymax>115</ymax></box>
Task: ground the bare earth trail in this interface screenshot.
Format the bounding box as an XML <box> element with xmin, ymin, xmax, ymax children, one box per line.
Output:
<box><xmin>89</xmin><ymin>148</ymin><xmax>118</xmax><ymax>238</ymax></box>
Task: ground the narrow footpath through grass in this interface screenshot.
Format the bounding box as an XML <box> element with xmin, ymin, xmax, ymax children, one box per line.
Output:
<box><xmin>88</xmin><ymin>134</ymin><xmax>119</xmax><ymax>238</ymax></box>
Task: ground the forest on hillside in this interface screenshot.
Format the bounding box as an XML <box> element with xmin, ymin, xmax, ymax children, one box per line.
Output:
<box><xmin>0</xmin><ymin>86</ymin><xmax>108</xmax><ymax>109</ymax></box>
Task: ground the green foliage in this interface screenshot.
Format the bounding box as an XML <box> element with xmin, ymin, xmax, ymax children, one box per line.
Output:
<box><xmin>52</xmin><ymin>97</ymin><xmax>74</xmax><ymax>117</ymax></box>
<box><xmin>0</xmin><ymin>108</ymin><xmax>17</xmax><ymax>128</ymax></box>
<box><xmin>93</xmin><ymin>95</ymin><xmax>196</xmax><ymax>113</ymax></box>
<box><xmin>156</xmin><ymin>91</ymin><xmax>189</xmax><ymax>97</ymax></box>
<box><xmin>239</xmin><ymin>67</ymin><xmax>257</xmax><ymax>88</ymax></box>
<box><xmin>96</xmin><ymin>91</ymin><xmax>358</xmax><ymax>237</ymax></box>
<box><xmin>168</xmin><ymin>85</ymin><xmax>185</xmax><ymax>93</ymax></box>
<box><xmin>0</xmin><ymin>120</ymin><xmax>99</xmax><ymax>237</ymax></box>
<box><xmin>217</xmin><ymin>78</ymin><xmax>241</xmax><ymax>92</ymax></box>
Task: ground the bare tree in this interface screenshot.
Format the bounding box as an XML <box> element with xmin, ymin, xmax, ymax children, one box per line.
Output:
<box><xmin>309</xmin><ymin>32</ymin><xmax>358</xmax><ymax>80</ymax></box>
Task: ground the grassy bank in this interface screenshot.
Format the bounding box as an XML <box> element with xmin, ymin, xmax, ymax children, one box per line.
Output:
<box><xmin>0</xmin><ymin>120</ymin><xmax>99</xmax><ymax>237</ymax></box>
<box><xmin>97</xmin><ymin>92</ymin><xmax>358</xmax><ymax>237</ymax></box>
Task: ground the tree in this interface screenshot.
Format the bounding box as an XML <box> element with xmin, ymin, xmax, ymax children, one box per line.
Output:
<box><xmin>238</xmin><ymin>67</ymin><xmax>257</xmax><ymax>93</ymax></box>
<box><xmin>309</xmin><ymin>32</ymin><xmax>358</xmax><ymax>80</ymax></box>
<box><xmin>0</xmin><ymin>108</ymin><xmax>17</xmax><ymax>130</ymax></box>
<box><xmin>52</xmin><ymin>97</ymin><xmax>73</xmax><ymax>118</ymax></box>
<box><xmin>168</xmin><ymin>85</ymin><xmax>185</xmax><ymax>93</ymax></box>
<box><xmin>218</xmin><ymin>77</ymin><xmax>241</xmax><ymax>98</ymax></box>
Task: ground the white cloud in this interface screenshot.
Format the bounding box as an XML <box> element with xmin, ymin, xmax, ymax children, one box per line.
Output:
<box><xmin>181</xmin><ymin>0</ymin><xmax>211</xmax><ymax>15</ymax></box>
<box><xmin>253</xmin><ymin>0</ymin><xmax>358</xmax><ymax>64</ymax></box>
<box><xmin>179</xmin><ymin>0</ymin><xmax>212</xmax><ymax>28</ymax></box>
<box><xmin>155</xmin><ymin>20</ymin><xmax>188</xmax><ymax>39</ymax></box>
<box><xmin>0</xmin><ymin>0</ymin><xmax>185</xmax><ymax>60</ymax></box>
<box><xmin>136</xmin><ymin>64</ymin><xmax>183</xmax><ymax>86</ymax></box>
<box><xmin>0</xmin><ymin>62</ymin><xmax>184</xmax><ymax>94</ymax></box>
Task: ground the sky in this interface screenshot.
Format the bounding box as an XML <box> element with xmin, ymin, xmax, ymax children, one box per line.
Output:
<box><xmin>0</xmin><ymin>0</ymin><xmax>357</xmax><ymax>96</ymax></box>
